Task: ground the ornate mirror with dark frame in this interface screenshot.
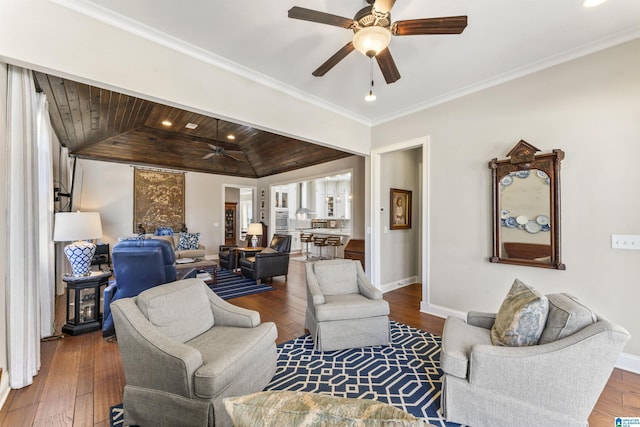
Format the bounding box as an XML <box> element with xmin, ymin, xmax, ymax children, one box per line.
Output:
<box><xmin>489</xmin><ymin>140</ymin><xmax>566</xmax><ymax>270</ymax></box>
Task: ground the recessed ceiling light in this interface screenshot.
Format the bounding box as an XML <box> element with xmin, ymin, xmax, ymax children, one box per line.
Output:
<box><xmin>227</xmin><ymin>134</ymin><xmax>236</xmax><ymax>140</ymax></box>
<box><xmin>161</xmin><ymin>120</ymin><xmax>172</xmax><ymax>127</ymax></box>
<box><xmin>185</xmin><ymin>122</ymin><xmax>198</xmax><ymax>129</ymax></box>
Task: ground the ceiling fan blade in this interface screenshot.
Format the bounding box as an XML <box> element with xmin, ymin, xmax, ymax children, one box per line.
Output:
<box><xmin>373</xmin><ymin>0</ymin><xmax>396</xmax><ymax>14</ymax></box>
<box><xmin>392</xmin><ymin>16</ymin><xmax>468</xmax><ymax>36</ymax></box>
<box><xmin>288</xmin><ymin>6</ymin><xmax>353</xmax><ymax>29</ymax></box>
<box><xmin>375</xmin><ymin>48</ymin><xmax>401</xmax><ymax>84</ymax></box>
<box><xmin>207</xmin><ymin>143</ymin><xmax>219</xmax><ymax>151</ymax></box>
<box><xmin>313</xmin><ymin>42</ymin><xmax>356</xmax><ymax>77</ymax></box>
<box><xmin>202</xmin><ymin>153</ymin><xmax>215</xmax><ymax>160</ymax></box>
<box><xmin>223</xmin><ymin>152</ymin><xmax>243</xmax><ymax>161</ymax></box>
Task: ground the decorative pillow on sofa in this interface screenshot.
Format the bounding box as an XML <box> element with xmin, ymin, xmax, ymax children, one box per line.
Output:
<box><xmin>223</xmin><ymin>390</ymin><xmax>430</xmax><ymax>427</ymax></box>
<box><xmin>155</xmin><ymin>227</ymin><xmax>174</xmax><ymax>236</ymax></box>
<box><xmin>177</xmin><ymin>232</ymin><xmax>200</xmax><ymax>250</ymax></box>
<box><xmin>538</xmin><ymin>293</ymin><xmax>597</xmax><ymax>344</ymax></box>
<box><xmin>490</xmin><ymin>279</ymin><xmax>549</xmax><ymax>347</ymax></box>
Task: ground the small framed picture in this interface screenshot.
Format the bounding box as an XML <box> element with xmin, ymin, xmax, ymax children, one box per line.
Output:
<box><xmin>390</xmin><ymin>188</ymin><xmax>412</xmax><ymax>230</ymax></box>
<box><xmin>260</xmin><ymin>210</ymin><xmax>265</xmax><ymax>221</ymax></box>
<box><xmin>260</xmin><ymin>188</ymin><xmax>265</xmax><ymax>200</ymax></box>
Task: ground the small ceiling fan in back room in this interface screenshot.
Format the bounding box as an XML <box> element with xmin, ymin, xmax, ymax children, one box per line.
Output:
<box><xmin>201</xmin><ymin>119</ymin><xmax>244</xmax><ymax>161</ymax></box>
<box><xmin>288</xmin><ymin>0</ymin><xmax>468</xmax><ymax>84</ymax></box>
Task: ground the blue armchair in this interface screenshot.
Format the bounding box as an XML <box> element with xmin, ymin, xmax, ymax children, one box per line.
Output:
<box><xmin>102</xmin><ymin>238</ymin><xmax>195</xmax><ymax>338</ymax></box>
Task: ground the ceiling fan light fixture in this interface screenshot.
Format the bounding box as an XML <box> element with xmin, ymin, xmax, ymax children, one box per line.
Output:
<box><xmin>365</xmin><ymin>90</ymin><xmax>376</xmax><ymax>102</ymax></box>
<box><xmin>227</xmin><ymin>134</ymin><xmax>236</xmax><ymax>140</ymax></box>
<box><xmin>161</xmin><ymin>120</ymin><xmax>172</xmax><ymax>127</ymax></box>
<box><xmin>352</xmin><ymin>25</ymin><xmax>391</xmax><ymax>56</ymax></box>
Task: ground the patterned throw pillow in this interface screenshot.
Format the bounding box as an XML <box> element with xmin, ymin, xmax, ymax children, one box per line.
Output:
<box><xmin>177</xmin><ymin>232</ymin><xmax>200</xmax><ymax>251</ymax></box>
<box><xmin>223</xmin><ymin>390</ymin><xmax>430</xmax><ymax>427</ymax></box>
<box><xmin>490</xmin><ymin>279</ymin><xmax>549</xmax><ymax>347</ymax></box>
<box><xmin>154</xmin><ymin>227</ymin><xmax>174</xmax><ymax>236</ymax></box>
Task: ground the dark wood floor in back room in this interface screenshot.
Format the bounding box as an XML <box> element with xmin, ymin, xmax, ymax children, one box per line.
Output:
<box><xmin>0</xmin><ymin>258</ymin><xmax>638</xmax><ymax>426</ymax></box>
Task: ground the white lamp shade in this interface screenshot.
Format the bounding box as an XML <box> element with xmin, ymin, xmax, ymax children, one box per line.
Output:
<box><xmin>247</xmin><ymin>223</ymin><xmax>263</xmax><ymax>236</ymax></box>
<box><xmin>54</xmin><ymin>212</ymin><xmax>103</xmax><ymax>242</ymax></box>
<box><xmin>352</xmin><ymin>26</ymin><xmax>391</xmax><ymax>56</ymax></box>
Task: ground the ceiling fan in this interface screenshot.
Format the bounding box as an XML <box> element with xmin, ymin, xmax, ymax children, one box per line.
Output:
<box><xmin>201</xmin><ymin>119</ymin><xmax>244</xmax><ymax>161</ymax></box>
<box><xmin>288</xmin><ymin>0</ymin><xmax>467</xmax><ymax>84</ymax></box>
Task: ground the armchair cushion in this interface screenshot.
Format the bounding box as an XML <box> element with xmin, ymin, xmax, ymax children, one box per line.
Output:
<box><xmin>260</xmin><ymin>247</ymin><xmax>278</xmax><ymax>254</ymax></box>
<box><xmin>188</xmin><ymin>323</ymin><xmax>277</xmax><ymax>398</ymax></box>
<box><xmin>137</xmin><ymin>279</ymin><xmax>214</xmax><ymax>343</ymax></box>
<box><xmin>177</xmin><ymin>232</ymin><xmax>201</xmax><ymax>250</ymax></box>
<box><xmin>538</xmin><ymin>293</ymin><xmax>597</xmax><ymax>344</ymax></box>
<box><xmin>490</xmin><ymin>279</ymin><xmax>548</xmax><ymax>347</ymax></box>
<box><xmin>315</xmin><ymin>294</ymin><xmax>389</xmax><ymax>322</ymax></box>
<box><xmin>313</xmin><ymin>261</ymin><xmax>359</xmax><ymax>295</ymax></box>
<box><xmin>224</xmin><ymin>390</ymin><xmax>430</xmax><ymax>427</ymax></box>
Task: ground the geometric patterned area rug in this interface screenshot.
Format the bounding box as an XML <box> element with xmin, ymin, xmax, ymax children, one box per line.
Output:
<box><xmin>206</xmin><ymin>268</ymin><xmax>274</xmax><ymax>300</ymax></box>
<box><xmin>265</xmin><ymin>321</ymin><xmax>463</xmax><ymax>427</ymax></box>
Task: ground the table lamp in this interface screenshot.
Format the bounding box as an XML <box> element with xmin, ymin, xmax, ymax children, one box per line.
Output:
<box><xmin>54</xmin><ymin>212</ymin><xmax>103</xmax><ymax>276</ymax></box>
<box><xmin>247</xmin><ymin>223</ymin><xmax>263</xmax><ymax>248</ymax></box>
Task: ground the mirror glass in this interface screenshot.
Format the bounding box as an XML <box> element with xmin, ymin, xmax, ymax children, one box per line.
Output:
<box><xmin>490</xmin><ymin>140</ymin><xmax>565</xmax><ymax>270</ymax></box>
<box><xmin>499</xmin><ymin>169</ymin><xmax>551</xmax><ymax>262</ymax></box>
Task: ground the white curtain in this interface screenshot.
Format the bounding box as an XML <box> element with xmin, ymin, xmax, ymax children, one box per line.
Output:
<box><xmin>5</xmin><ymin>65</ymin><xmax>55</xmax><ymax>387</ymax></box>
<box><xmin>36</xmin><ymin>93</ymin><xmax>55</xmax><ymax>337</ymax></box>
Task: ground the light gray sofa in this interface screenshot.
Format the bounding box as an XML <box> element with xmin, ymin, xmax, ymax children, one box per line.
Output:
<box><xmin>111</xmin><ymin>278</ymin><xmax>277</xmax><ymax>427</ymax></box>
<box><xmin>440</xmin><ymin>293</ymin><xmax>630</xmax><ymax>427</ymax></box>
<box><xmin>305</xmin><ymin>259</ymin><xmax>390</xmax><ymax>351</ymax></box>
<box><xmin>151</xmin><ymin>234</ymin><xmax>206</xmax><ymax>259</ymax></box>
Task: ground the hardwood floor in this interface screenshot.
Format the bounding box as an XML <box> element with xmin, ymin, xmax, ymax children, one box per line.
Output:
<box><xmin>0</xmin><ymin>258</ymin><xmax>638</xmax><ymax>426</ymax></box>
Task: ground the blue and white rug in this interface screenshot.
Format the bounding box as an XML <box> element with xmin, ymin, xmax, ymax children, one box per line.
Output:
<box><xmin>111</xmin><ymin>321</ymin><xmax>462</xmax><ymax>427</ymax></box>
<box><xmin>206</xmin><ymin>268</ymin><xmax>274</xmax><ymax>300</ymax></box>
<box><xmin>265</xmin><ymin>321</ymin><xmax>462</xmax><ymax>427</ymax></box>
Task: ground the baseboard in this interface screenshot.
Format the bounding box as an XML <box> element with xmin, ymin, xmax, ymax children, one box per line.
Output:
<box><xmin>0</xmin><ymin>371</ymin><xmax>9</xmax><ymax>413</ymax></box>
<box><xmin>380</xmin><ymin>276</ymin><xmax>419</xmax><ymax>293</ymax></box>
<box><xmin>616</xmin><ymin>352</ymin><xmax>640</xmax><ymax>374</ymax></box>
<box><xmin>420</xmin><ymin>302</ymin><xmax>640</xmax><ymax>373</ymax></box>
<box><xmin>420</xmin><ymin>301</ymin><xmax>466</xmax><ymax>320</ymax></box>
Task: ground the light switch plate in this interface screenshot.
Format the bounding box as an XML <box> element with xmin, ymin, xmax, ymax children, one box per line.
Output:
<box><xmin>611</xmin><ymin>234</ymin><xmax>640</xmax><ymax>250</ymax></box>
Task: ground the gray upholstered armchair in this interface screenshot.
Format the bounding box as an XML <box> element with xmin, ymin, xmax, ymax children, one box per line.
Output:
<box><xmin>110</xmin><ymin>278</ymin><xmax>278</xmax><ymax>427</ymax></box>
<box><xmin>305</xmin><ymin>259</ymin><xmax>390</xmax><ymax>351</ymax></box>
<box><xmin>440</xmin><ymin>293</ymin><xmax>630</xmax><ymax>427</ymax></box>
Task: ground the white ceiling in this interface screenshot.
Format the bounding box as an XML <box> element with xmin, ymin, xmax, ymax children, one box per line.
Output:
<box><xmin>58</xmin><ymin>0</ymin><xmax>640</xmax><ymax>125</ymax></box>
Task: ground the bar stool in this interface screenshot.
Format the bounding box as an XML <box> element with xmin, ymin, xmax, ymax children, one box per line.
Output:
<box><xmin>312</xmin><ymin>236</ymin><xmax>328</xmax><ymax>260</ymax></box>
<box><xmin>326</xmin><ymin>236</ymin><xmax>343</xmax><ymax>259</ymax></box>
<box><xmin>300</xmin><ymin>232</ymin><xmax>314</xmax><ymax>260</ymax></box>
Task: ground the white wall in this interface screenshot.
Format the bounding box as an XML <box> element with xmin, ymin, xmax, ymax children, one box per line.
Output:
<box><xmin>0</xmin><ymin>62</ymin><xmax>9</xmax><ymax>407</ymax></box>
<box><xmin>373</xmin><ymin>39</ymin><xmax>640</xmax><ymax>356</ymax></box>
<box><xmin>77</xmin><ymin>160</ymin><xmax>256</xmax><ymax>255</ymax></box>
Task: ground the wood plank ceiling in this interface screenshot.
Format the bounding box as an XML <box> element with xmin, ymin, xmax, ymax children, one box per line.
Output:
<box><xmin>33</xmin><ymin>72</ymin><xmax>353</xmax><ymax>178</ymax></box>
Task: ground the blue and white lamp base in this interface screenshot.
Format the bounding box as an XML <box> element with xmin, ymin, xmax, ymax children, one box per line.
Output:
<box><xmin>64</xmin><ymin>240</ymin><xmax>96</xmax><ymax>276</ymax></box>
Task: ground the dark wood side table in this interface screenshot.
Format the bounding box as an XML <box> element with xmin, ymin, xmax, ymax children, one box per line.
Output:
<box><xmin>62</xmin><ymin>271</ymin><xmax>110</xmax><ymax>335</ymax></box>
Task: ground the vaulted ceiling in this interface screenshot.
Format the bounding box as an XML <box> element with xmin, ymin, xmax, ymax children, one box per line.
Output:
<box><xmin>33</xmin><ymin>72</ymin><xmax>353</xmax><ymax>178</ymax></box>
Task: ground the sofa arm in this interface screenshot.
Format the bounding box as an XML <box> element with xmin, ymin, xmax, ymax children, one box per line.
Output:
<box><xmin>111</xmin><ymin>298</ymin><xmax>203</xmax><ymax>398</ymax></box>
<box><xmin>467</xmin><ymin>311</ymin><xmax>496</xmax><ymax>329</ymax></box>
<box><xmin>206</xmin><ymin>289</ymin><xmax>261</xmax><ymax>327</ymax></box>
<box><xmin>355</xmin><ymin>261</ymin><xmax>382</xmax><ymax>300</ymax></box>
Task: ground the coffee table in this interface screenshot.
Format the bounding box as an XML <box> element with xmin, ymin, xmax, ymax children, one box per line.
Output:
<box><xmin>176</xmin><ymin>259</ymin><xmax>217</xmax><ymax>285</ymax></box>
